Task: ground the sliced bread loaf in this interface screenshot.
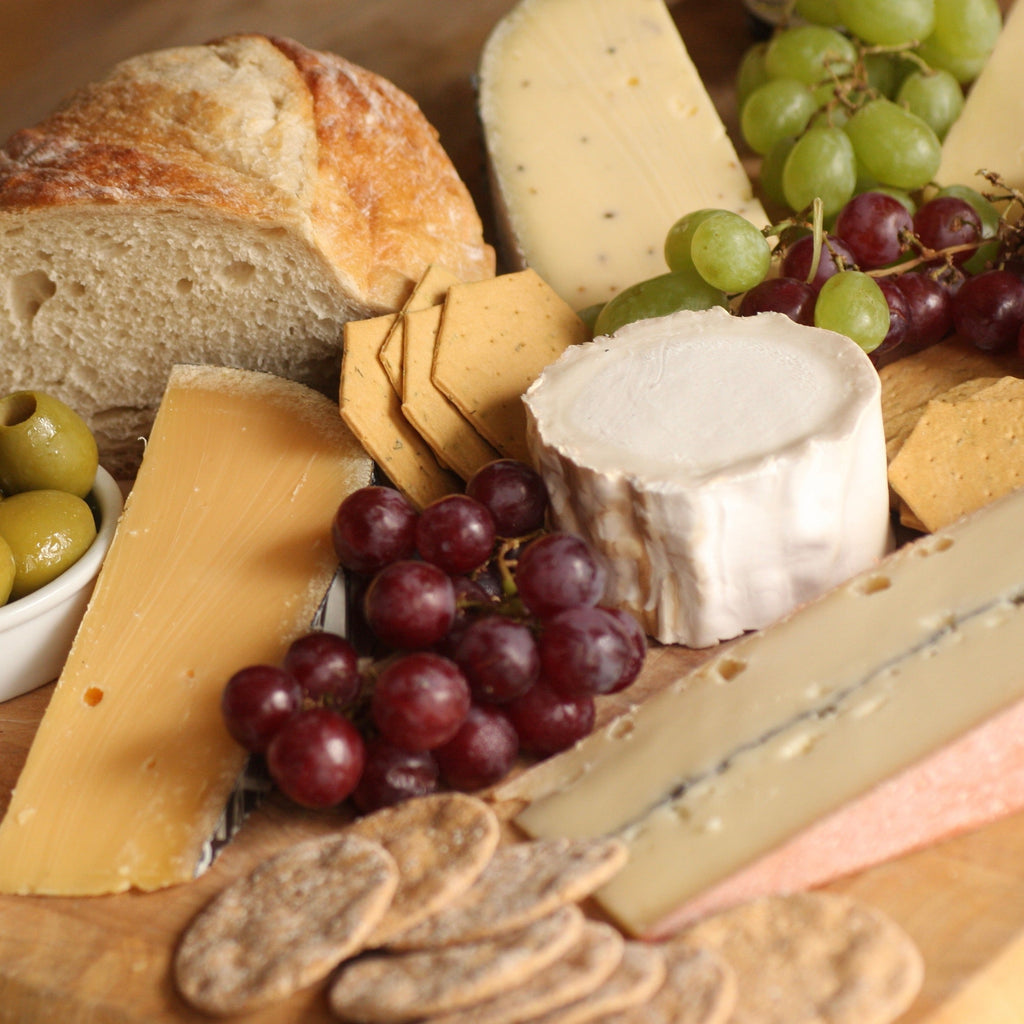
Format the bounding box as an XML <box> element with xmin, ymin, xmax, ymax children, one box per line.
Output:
<box><xmin>0</xmin><ymin>33</ymin><xmax>494</xmax><ymax>475</ymax></box>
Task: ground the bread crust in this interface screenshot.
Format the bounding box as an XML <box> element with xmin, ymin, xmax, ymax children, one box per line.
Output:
<box><xmin>0</xmin><ymin>34</ymin><xmax>494</xmax><ymax>308</ymax></box>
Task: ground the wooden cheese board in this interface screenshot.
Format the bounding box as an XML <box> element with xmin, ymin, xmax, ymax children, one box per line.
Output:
<box><xmin>2</xmin><ymin>0</ymin><xmax>1024</xmax><ymax>1020</ymax></box>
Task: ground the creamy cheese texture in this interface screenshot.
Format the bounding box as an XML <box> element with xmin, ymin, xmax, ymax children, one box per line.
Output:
<box><xmin>937</xmin><ymin>1</ymin><xmax>1023</xmax><ymax>198</ymax></box>
<box><xmin>511</xmin><ymin>483</ymin><xmax>1024</xmax><ymax>937</ymax></box>
<box><xmin>478</xmin><ymin>0</ymin><xmax>766</xmax><ymax>309</ymax></box>
<box><xmin>524</xmin><ymin>306</ymin><xmax>889</xmax><ymax>647</ymax></box>
<box><xmin>0</xmin><ymin>366</ymin><xmax>371</xmax><ymax>895</ymax></box>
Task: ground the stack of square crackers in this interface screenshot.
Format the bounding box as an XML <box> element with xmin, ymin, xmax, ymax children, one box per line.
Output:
<box><xmin>174</xmin><ymin>792</ymin><xmax>923</xmax><ymax>1024</ymax></box>
<box><xmin>340</xmin><ymin>267</ymin><xmax>588</xmax><ymax>509</ymax></box>
<box><xmin>881</xmin><ymin>337</ymin><xmax>1024</xmax><ymax>532</ymax></box>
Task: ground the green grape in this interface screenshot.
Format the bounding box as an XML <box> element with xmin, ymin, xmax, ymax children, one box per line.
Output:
<box><xmin>873</xmin><ymin>186</ymin><xmax>918</xmax><ymax>215</ymax></box>
<box><xmin>813</xmin><ymin>271</ymin><xmax>890</xmax><ymax>353</ymax></box>
<box><xmin>760</xmin><ymin>137</ymin><xmax>797</xmax><ymax>208</ymax></box>
<box><xmin>808</xmin><ymin>103</ymin><xmax>850</xmax><ymax>131</ymax></box>
<box><xmin>836</xmin><ymin>0</ymin><xmax>935</xmax><ymax>46</ymax></box>
<box><xmin>930</xmin><ymin>0</ymin><xmax>1002</xmax><ymax>58</ymax></box>
<box><xmin>896</xmin><ymin>68</ymin><xmax>964</xmax><ymax>140</ymax></box>
<box><xmin>864</xmin><ymin>53</ymin><xmax>911</xmax><ymax>98</ymax></box>
<box><xmin>575</xmin><ymin>302</ymin><xmax>604</xmax><ymax>335</ymax></box>
<box><xmin>689</xmin><ymin>212</ymin><xmax>771</xmax><ymax>294</ymax></box>
<box><xmin>915</xmin><ymin>35</ymin><xmax>988</xmax><ymax>83</ymax></box>
<box><xmin>843</xmin><ymin>98</ymin><xmax>941</xmax><ymax>190</ymax></box>
<box><xmin>781</xmin><ymin>126</ymin><xmax>857</xmax><ymax>218</ymax></box>
<box><xmin>737</xmin><ymin>43</ymin><xmax>770</xmax><ymax>113</ymax></box>
<box><xmin>592</xmin><ymin>270</ymin><xmax>727</xmax><ymax>338</ymax></box>
<box><xmin>664</xmin><ymin>208</ymin><xmax>720</xmax><ymax>273</ymax></box>
<box><xmin>794</xmin><ymin>0</ymin><xmax>842</xmax><ymax>26</ymax></box>
<box><xmin>764</xmin><ymin>26</ymin><xmax>857</xmax><ymax>86</ymax></box>
<box><xmin>740</xmin><ymin>78</ymin><xmax>817</xmax><ymax>156</ymax></box>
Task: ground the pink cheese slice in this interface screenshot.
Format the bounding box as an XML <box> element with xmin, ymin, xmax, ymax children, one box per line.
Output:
<box><xmin>644</xmin><ymin>696</ymin><xmax>1024</xmax><ymax>939</ymax></box>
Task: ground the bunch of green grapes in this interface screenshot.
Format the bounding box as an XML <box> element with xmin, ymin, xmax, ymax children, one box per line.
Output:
<box><xmin>738</xmin><ymin>0</ymin><xmax>1002</xmax><ymax>218</ymax></box>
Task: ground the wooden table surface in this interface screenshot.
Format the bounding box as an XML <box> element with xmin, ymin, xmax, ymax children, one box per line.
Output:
<box><xmin>2</xmin><ymin>1</ymin><xmax>1024</xmax><ymax>1022</ymax></box>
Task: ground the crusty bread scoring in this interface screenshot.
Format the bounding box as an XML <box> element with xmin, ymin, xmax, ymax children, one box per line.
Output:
<box><xmin>0</xmin><ymin>34</ymin><xmax>494</xmax><ymax>475</ymax></box>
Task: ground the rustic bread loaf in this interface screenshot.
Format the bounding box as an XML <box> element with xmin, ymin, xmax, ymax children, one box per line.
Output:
<box><xmin>0</xmin><ymin>33</ymin><xmax>494</xmax><ymax>475</ymax></box>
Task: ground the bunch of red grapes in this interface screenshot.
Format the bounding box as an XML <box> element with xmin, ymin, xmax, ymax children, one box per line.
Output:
<box><xmin>739</xmin><ymin>182</ymin><xmax>1024</xmax><ymax>366</ymax></box>
<box><xmin>220</xmin><ymin>459</ymin><xmax>646</xmax><ymax>815</ymax></box>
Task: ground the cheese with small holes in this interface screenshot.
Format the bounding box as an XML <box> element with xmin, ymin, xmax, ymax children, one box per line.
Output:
<box><xmin>506</xmin><ymin>483</ymin><xmax>1024</xmax><ymax>938</ymax></box>
<box><xmin>524</xmin><ymin>307</ymin><xmax>890</xmax><ymax>647</ymax></box>
<box><xmin>937</xmin><ymin>1</ymin><xmax>1022</xmax><ymax>198</ymax></box>
<box><xmin>478</xmin><ymin>0</ymin><xmax>766</xmax><ymax>310</ymax></box>
<box><xmin>0</xmin><ymin>365</ymin><xmax>371</xmax><ymax>895</ymax></box>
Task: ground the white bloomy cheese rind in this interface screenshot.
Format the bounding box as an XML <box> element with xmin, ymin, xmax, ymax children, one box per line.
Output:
<box><xmin>478</xmin><ymin>0</ymin><xmax>766</xmax><ymax>310</ymax></box>
<box><xmin>0</xmin><ymin>365</ymin><xmax>371</xmax><ymax>896</ymax></box>
<box><xmin>524</xmin><ymin>307</ymin><xmax>890</xmax><ymax>647</ymax></box>
<box><xmin>511</xmin><ymin>482</ymin><xmax>1024</xmax><ymax>938</ymax></box>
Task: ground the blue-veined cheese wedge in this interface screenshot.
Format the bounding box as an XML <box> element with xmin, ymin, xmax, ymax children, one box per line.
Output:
<box><xmin>523</xmin><ymin>306</ymin><xmax>890</xmax><ymax>647</ymax></box>
<box><xmin>478</xmin><ymin>0</ymin><xmax>766</xmax><ymax>310</ymax></box>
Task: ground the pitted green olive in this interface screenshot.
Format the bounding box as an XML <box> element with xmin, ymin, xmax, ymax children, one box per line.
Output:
<box><xmin>0</xmin><ymin>534</ymin><xmax>14</xmax><ymax>606</ymax></box>
<box><xmin>0</xmin><ymin>490</ymin><xmax>97</xmax><ymax>600</ymax></box>
<box><xmin>0</xmin><ymin>390</ymin><xmax>99</xmax><ymax>499</ymax></box>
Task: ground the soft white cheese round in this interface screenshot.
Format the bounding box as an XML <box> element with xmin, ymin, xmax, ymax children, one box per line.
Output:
<box><xmin>523</xmin><ymin>306</ymin><xmax>890</xmax><ymax>647</ymax></box>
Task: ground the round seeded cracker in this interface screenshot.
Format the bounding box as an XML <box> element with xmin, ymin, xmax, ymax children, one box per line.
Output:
<box><xmin>672</xmin><ymin>890</ymin><xmax>924</xmax><ymax>1024</ymax></box>
<box><xmin>346</xmin><ymin>791</ymin><xmax>501</xmax><ymax>946</ymax></box>
<box><xmin>328</xmin><ymin>903</ymin><xmax>586</xmax><ymax>1024</ymax></box>
<box><xmin>174</xmin><ymin>832</ymin><xmax>398</xmax><ymax>1016</ymax></box>
<box><xmin>427</xmin><ymin>920</ymin><xmax>626</xmax><ymax>1024</ymax></box>
<box><xmin>385</xmin><ymin>835</ymin><xmax>628</xmax><ymax>950</ymax></box>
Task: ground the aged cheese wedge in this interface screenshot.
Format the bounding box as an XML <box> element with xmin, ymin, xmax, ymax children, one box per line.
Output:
<box><xmin>524</xmin><ymin>307</ymin><xmax>890</xmax><ymax>647</ymax></box>
<box><xmin>0</xmin><ymin>365</ymin><xmax>371</xmax><ymax>895</ymax></box>
<box><xmin>478</xmin><ymin>0</ymin><xmax>766</xmax><ymax>310</ymax></box>
<box><xmin>937</xmin><ymin>1</ymin><xmax>1021</xmax><ymax>197</ymax></box>
<box><xmin>509</xmin><ymin>482</ymin><xmax>1024</xmax><ymax>937</ymax></box>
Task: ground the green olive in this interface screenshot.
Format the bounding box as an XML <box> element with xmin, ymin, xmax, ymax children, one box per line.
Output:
<box><xmin>0</xmin><ymin>534</ymin><xmax>15</xmax><ymax>606</ymax></box>
<box><xmin>0</xmin><ymin>390</ymin><xmax>99</xmax><ymax>498</ymax></box>
<box><xmin>0</xmin><ymin>490</ymin><xmax>97</xmax><ymax>600</ymax></box>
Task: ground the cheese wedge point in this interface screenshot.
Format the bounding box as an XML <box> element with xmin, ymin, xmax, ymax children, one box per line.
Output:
<box><xmin>512</xmin><ymin>483</ymin><xmax>1024</xmax><ymax>937</ymax></box>
<box><xmin>478</xmin><ymin>0</ymin><xmax>766</xmax><ymax>310</ymax></box>
<box><xmin>0</xmin><ymin>365</ymin><xmax>371</xmax><ymax>895</ymax></box>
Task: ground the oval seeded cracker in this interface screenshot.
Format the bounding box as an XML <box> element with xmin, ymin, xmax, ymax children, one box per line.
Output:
<box><xmin>328</xmin><ymin>903</ymin><xmax>585</xmax><ymax>1024</ymax></box>
<box><xmin>346</xmin><ymin>791</ymin><xmax>501</xmax><ymax>946</ymax></box>
<box><xmin>427</xmin><ymin>920</ymin><xmax>625</xmax><ymax>1024</ymax></box>
<box><xmin>385</xmin><ymin>835</ymin><xmax>628</xmax><ymax>950</ymax></box>
<box><xmin>672</xmin><ymin>891</ymin><xmax>924</xmax><ymax>1024</ymax></box>
<box><xmin>174</xmin><ymin>832</ymin><xmax>398</xmax><ymax>1016</ymax></box>
<box><xmin>525</xmin><ymin>941</ymin><xmax>667</xmax><ymax>1024</ymax></box>
<box><xmin>598</xmin><ymin>945</ymin><xmax>737</xmax><ymax>1024</ymax></box>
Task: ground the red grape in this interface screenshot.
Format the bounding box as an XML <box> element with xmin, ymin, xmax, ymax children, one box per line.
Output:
<box><xmin>538</xmin><ymin>606</ymin><xmax>634</xmax><ymax>696</ymax></box>
<box><xmin>737</xmin><ymin>277</ymin><xmax>816</xmax><ymax>325</ymax></box>
<box><xmin>352</xmin><ymin>738</ymin><xmax>439</xmax><ymax>813</ymax></box>
<box><xmin>869</xmin><ymin>276</ymin><xmax>912</xmax><ymax>367</ymax></box>
<box><xmin>913</xmin><ymin>196</ymin><xmax>981</xmax><ymax>266</ymax></box>
<box><xmin>415</xmin><ymin>494</ymin><xmax>496</xmax><ymax>574</ymax></box>
<box><xmin>332</xmin><ymin>486</ymin><xmax>418</xmax><ymax>575</ymax></box>
<box><xmin>833</xmin><ymin>192</ymin><xmax>912</xmax><ymax>269</ymax></box>
<box><xmin>454</xmin><ymin>615</ymin><xmax>540</xmax><ymax>703</ymax></box>
<box><xmin>891</xmin><ymin>272</ymin><xmax>953</xmax><ymax>350</ymax></box>
<box><xmin>780</xmin><ymin>233</ymin><xmax>857</xmax><ymax>292</ymax></box>
<box><xmin>434</xmin><ymin>704</ymin><xmax>520</xmax><ymax>791</ymax></box>
<box><xmin>283</xmin><ymin>631</ymin><xmax>360</xmax><ymax>705</ymax></box>
<box><xmin>363</xmin><ymin>560</ymin><xmax>456</xmax><ymax>649</ymax></box>
<box><xmin>952</xmin><ymin>269</ymin><xmax>1024</xmax><ymax>352</ymax></box>
<box><xmin>221</xmin><ymin>664</ymin><xmax>302</xmax><ymax>753</ymax></box>
<box><xmin>603</xmin><ymin>607</ymin><xmax>648</xmax><ymax>693</ymax></box>
<box><xmin>372</xmin><ymin>651</ymin><xmax>471</xmax><ymax>751</ymax></box>
<box><xmin>505</xmin><ymin>679</ymin><xmax>595</xmax><ymax>756</ymax></box>
<box><xmin>515</xmin><ymin>532</ymin><xmax>606</xmax><ymax>618</ymax></box>
<box><xmin>466</xmin><ymin>459</ymin><xmax>549</xmax><ymax>537</ymax></box>
<box><xmin>266</xmin><ymin>707</ymin><xmax>365</xmax><ymax>809</ymax></box>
